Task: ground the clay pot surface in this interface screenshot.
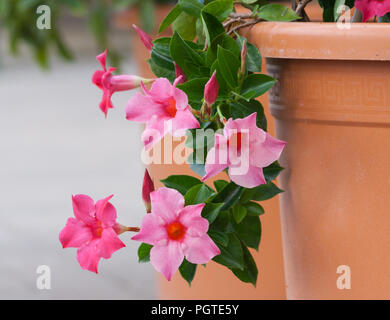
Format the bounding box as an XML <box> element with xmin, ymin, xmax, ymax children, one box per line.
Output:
<box><xmin>242</xmin><ymin>22</ymin><xmax>390</xmax><ymax>299</ymax></box>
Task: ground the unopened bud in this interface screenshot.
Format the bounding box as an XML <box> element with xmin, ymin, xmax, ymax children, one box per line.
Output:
<box><xmin>142</xmin><ymin>169</ymin><xmax>155</xmax><ymax>213</ymax></box>
<box><xmin>204</xmin><ymin>71</ymin><xmax>219</xmax><ymax>106</ymax></box>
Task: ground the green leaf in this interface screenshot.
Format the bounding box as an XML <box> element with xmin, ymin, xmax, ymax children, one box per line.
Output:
<box><xmin>232</xmin><ymin>204</ymin><xmax>247</xmax><ymax>224</ymax></box>
<box><xmin>201</xmin><ymin>11</ymin><xmax>225</xmax><ymax>47</ymax></box>
<box><xmin>179</xmin><ymin>259</ymin><xmax>197</xmax><ymax>285</ymax></box>
<box><xmin>257</xmin><ymin>4</ymin><xmax>301</xmax><ymax>21</ymax></box>
<box><xmin>217</xmin><ymin>45</ymin><xmax>240</xmax><ymax>90</ymax></box>
<box><xmin>179</xmin><ymin>0</ymin><xmax>204</xmax><ymax>17</ymax></box>
<box><xmin>232</xmin><ymin>215</ymin><xmax>261</xmax><ymax>250</ymax></box>
<box><xmin>202</xmin><ymin>203</ymin><xmax>224</xmax><ymax>223</ymax></box>
<box><xmin>159</xmin><ymin>4</ymin><xmax>182</xmax><ymax>33</ymax></box>
<box><xmin>185</xmin><ymin>183</ymin><xmax>214</xmax><ymax>205</ymax></box>
<box><xmin>250</xmin><ymin>182</ymin><xmax>283</xmax><ymax>201</ymax></box>
<box><xmin>138</xmin><ymin>243</ymin><xmax>153</xmax><ymax>263</ymax></box>
<box><xmin>240</xmin><ymin>74</ymin><xmax>276</xmax><ymax>100</ymax></box>
<box><xmin>212</xmin><ymin>182</ymin><xmax>243</xmax><ymax>211</ymax></box>
<box><xmin>208</xmin><ymin>229</ymin><xmax>229</xmax><ymax>247</ymax></box>
<box><xmin>148</xmin><ymin>37</ymin><xmax>176</xmax><ymax>81</ymax></box>
<box><xmin>232</xmin><ymin>243</ymin><xmax>258</xmax><ymax>286</ymax></box>
<box><xmin>244</xmin><ymin>202</ymin><xmax>265</xmax><ymax>216</ymax></box>
<box><xmin>161</xmin><ymin>175</ymin><xmax>202</xmax><ymax>195</ymax></box>
<box><xmin>213</xmin><ymin>180</ymin><xmax>229</xmax><ymax>192</ymax></box>
<box><xmin>206</xmin><ymin>33</ymin><xmax>240</xmax><ymax>67</ymax></box>
<box><xmin>172</xmin><ymin>12</ymin><xmax>198</xmax><ymax>41</ymax></box>
<box><xmin>170</xmin><ymin>31</ymin><xmax>205</xmax><ymax>79</ymax></box>
<box><xmin>236</xmin><ymin>35</ymin><xmax>262</xmax><ymax>73</ymax></box>
<box><xmin>221</xmin><ymin>99</ymin><xmax>267</xmax><ymax>131</ymax></box>
<box><xmin>263</xmin><ymin>161</ymin><xmax>284</xmax><ymax>182</ymax></box>
<box><xmin>203</xmin><ymin>0</ymin><xmax>234</xmax><ymax>21</ymax></box>
<box><xmin>177</xmin><ymin>77</ymin><xmax>209</xmax><ymax>103</ymax></box>
<box><xmin>213</xmin><ymin>233</ymin><xmax>244</xmax><ymax>270</ymax></box>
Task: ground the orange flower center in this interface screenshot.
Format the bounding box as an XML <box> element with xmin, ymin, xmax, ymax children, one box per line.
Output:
<box><xmin>166</xmin><ymin>97</ymin><xmax>177</xmax><ymax>118</ymax></box>
<box><xmin>93</xmin><ymin>221</ymin><xmax>104</xmax><ymax>237</ymax></box>
<box><xmin>166</xmin><ymin>221</ymin><xmax>186</xmax><ymax>240</ymax></box>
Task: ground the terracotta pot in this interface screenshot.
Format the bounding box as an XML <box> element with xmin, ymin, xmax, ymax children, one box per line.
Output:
<box><xmin>242</xmin><ymin>22</ymin><xmax>390</xmax><ymax>299</ymax></box>
<box><xmin>117</xmin><ymin>5</ymin><xmax>287</xmax><ymax>299</ymax></box>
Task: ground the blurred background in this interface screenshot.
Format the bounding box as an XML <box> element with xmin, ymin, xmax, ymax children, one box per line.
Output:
<box><xmin>0</xmin><ymin>0</ymin><xmax>178</xmax><ymax>299</ymax></box>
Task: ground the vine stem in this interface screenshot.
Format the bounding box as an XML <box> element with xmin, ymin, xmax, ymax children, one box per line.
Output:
<box><xmin>295</xmin><ymin>0</ymin><xmax>313</xmax><ymax>16</ymax></box>
<box><xmin>227</xmin><ymin>18</ymin><xmax>262</xmax><ymax>35</ymax></box>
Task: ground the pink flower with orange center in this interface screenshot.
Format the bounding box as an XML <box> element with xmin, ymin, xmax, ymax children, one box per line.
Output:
<box><xmin>92</xmin><ymin>49</ymin><xmax>153</xmax><ymax>116</ymax></box>
<box><xmin>132</xmin><ymin>187</ymin><xmax>220</xmax><ymax>281</ymax></box>
<box><xmin>59</xmin><ymin>194</ymin><xmax>126</xmax><ymax>273</ymax></box>
<box><xmin>125</xmin><ymin>77</ymin><xmax>200</xmax><ymax>150</ymax></box>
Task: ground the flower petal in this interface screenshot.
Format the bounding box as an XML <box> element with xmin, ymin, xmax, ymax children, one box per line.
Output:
<box><xmin>97</xmin><ymin>228</ymin><xmax>125</xmax><ymax>259</ymax></box>
<box><xmin>171</xmin><ymin>109</ymin><xmax>200</xmax><ymax>137</ymax></box>
<box><xmin>149</xmin><ymin>78</ymin><xmax>173</xmax><ymax>103</ymax></box>
<box><xmin>202</xmin><ymin>136</ymin><xmax>229</xmax><ymax>182</ymax></box>
<box><xmin>72</xmin><ymin>194</ymin><xmax>95</xmax><ymax>225</ymax></box>
<box><xmin>126</xmin><ymin>92</ymin><xmax>167</xmax><ymax>122</ymax></box>
<box><xmin>150</xmin><ymin>187</ymin><xmax>185</xmax><ymax>223</ymax></box>
<box><xmin>178</xmin><ymin>204</ymin><xmax>208</xmax><ymax>237</ymax></box>
<box><xmin>150</xmin><ymin>241</ymin><xmax>184</xmax><ymax>281</ymax></box>
<box><xmin>183</xmin><ymin>234</ymin><xmax>220</xmax><ymax>265</ymax></box>
<box><xmin>95</xmin><ymin>194</ymin><xmax>116</xmax><ymax>227</ymax></box>
<box><xmin>59</xmin><ymin>217</ymin><xmax>93</xmax><ymax>248</ymax></box>
<box><xmin>251</xmin><ymin>133</ymin><xmax>286</xmax><ymax>168</ymax></box>
<box><xmin>172</xmin><ymin>87</ymin><xmax>188</xmax><ymax>110</ymax></box>
<box><xmin>131</xmin><ymin>213</ymin><xmax>167</xmax><ymax>246</ymax></box>
<box><xmin>76</xmin><ymin>241</ymin><xmax>101</xmax><ymax>273</ymax></box>
<box><xmin>229</xmin><ymin>164</ymin><xmax>266</xmax><ymax>188</ymax></box>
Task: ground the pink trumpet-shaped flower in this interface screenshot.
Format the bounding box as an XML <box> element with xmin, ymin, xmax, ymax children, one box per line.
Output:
<box><xmin>142</xmin><ymin>169</ymin><xmax>155</xmax><ymax>213</ymax></box>
<box><xmin>355</xmin><ymin>0</ymin><xmax>390</xmax><ymax>21</ymax></box>
<box><xmin>126</xmin><ymin>77</ymin><xmax>200</xmax><ymax>150</ymax></box>
<box><xmin>92</xmin><ymin>49</ymin><xmax>153</xmax><ymax>117</ymax></box>
<box><xmin>132</xmin><ymin>24</ymin><xmax>154</xmax><ymax>51</ymax></box>
<box><xmin>202</xmin><ymin>113</ymin><xmax>286</xmax><ymax>188</ymax></box>
<box><xmin>59</xmin><ymin>194</ymin><xmax>125</xmax><ymax>273</ymax></box>
<box><xmin>174</xmin><ymin>62</ymin><xmax>187</xmax><ymax>84</ymax></box>
<box><xmin>204</xmin><ymin>71</ymin><xmax>219</xmax><ymax>105</ymax></box>
<box><xmin>132</xmin><ymin>187</ymin><xmax>220</xmax><ymax>281</ymax></box>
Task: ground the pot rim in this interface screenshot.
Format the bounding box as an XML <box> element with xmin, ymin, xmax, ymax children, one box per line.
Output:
<box><xmin>241</xmin><ymin>22</ymin><xmax>390</xmax><ymax>61</ymax></box>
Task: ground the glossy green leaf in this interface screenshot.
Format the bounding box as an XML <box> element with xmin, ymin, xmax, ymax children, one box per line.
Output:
<box><xmin>240</xmin><ymin>74</ymin><xmax>276</xmax><ymax>100</ymax></box>
<box><xmin>232</xmin><ymin>215</ymin><xmax>261</xmax><ymax>250</ymax></box>
<box><xmin>232</xmin><ymin>204</ymin><xmax>247</xmax><ymax>224</ymax></box>
<box><xmin>179</xmin><ymin>259</ymin><xmax>197</xmax><ymax>285</ymax></box>
<box><xmin>201</xmin><ymin>11</ymin><xmax>225</xmax><ymax>46</ymax></box>
<box><xmin>263</xmin><ymin>161</ymin><xmax>284</xmax><ymax>182</ymax></box>
<box><xmin>212</xmin><ymin>182</ymin><xmax>243</xmax><ymax>211</ymax></box>
<box><xmin>161</xmin><ymin>175</ymin><xmax>202</xmax><ymax>195</ymax></box>
<box><xmin>257</xmin><ymin>4</ymin><xmax>301</xmax><ymax>21</ymax></box>
<box><xmin>244</xmin><ymin>202</ymin><xmax>265</xmax><ymax>216</ymax></box>
<box><xmin>232</xmin><ymin>243</ymin><xmax>258</xmax><ymax>286</ymax></box>
<box><xmin>208</xmin><ymin>229</ymin><xmax>229</xmax><ymax>247</ymax></box>
<box><xmin>206</xmin><ymin>33</ymin><xmax>240</xmax><ymax>67</ymax></box>
<box><xmin>159</xmin><ymin>4</ymin><xmax>182</xmax><ymax>33</ymax></box>
<box><xmin>250</xmin><ymin>182</ymin><xmax>283</xmax><ymax>201</ymax></box>
<box><xmin>217</xmin><ymin>45</ymin><xmax>240</xmax><ymax>89</ymax></box>
<box><xmin>213</xmin><ymin>233</ymin><xmax>244</xmax><ymax>270</ymax></box>
<box><xmin>177</xmin><ymin>77</ymin><xmax>209</xmax><ymax>103</ymax></box>
<box><xmin>203</xmin><ymin>0</ymin><xmax>234</xmax><ymax>21</ymax></box>
<box><xmin>236</xmin><ymin>35</ymin><xmax>262</xmax><ymax>73</ymax></box>
<box><xmin>179</xmin><ymin>0</ymin><xmax>204</xmax><ymax>17</ymax></box>
<box><xmin>202</xmin><ymin>203</ymin><xmax>224</xmax><ymax>223</ymax></box>
<box><xmin>172</xmin><ymin>12</ymin><xmax>197</xmax><ymax>41</ymax></box>
<box><xmin>138</xmin><ymin>243</ymin><xmax>153</xmax><ymax>263</ymax></box>
<box><xmin>213</xmin><ymin>180</ymin><xmax>229</xmax><ymax>192</ymax></box>
<box><xmin>185</xmin><ymin>183</ymin><xmax>214</xmax><ymax>205</ymax></box>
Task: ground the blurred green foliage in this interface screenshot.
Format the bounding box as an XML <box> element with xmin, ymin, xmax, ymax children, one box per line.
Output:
<box><xmin>0</xmin><ymin>0</ymin><xmax>175</xmax><ymax>68</ymax></box>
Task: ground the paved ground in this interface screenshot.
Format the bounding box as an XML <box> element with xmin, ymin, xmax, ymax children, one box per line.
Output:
<box><xmin>0</xmin><ymin>26</ymin><xmax>157</xmax><ymax>299</ymax></box>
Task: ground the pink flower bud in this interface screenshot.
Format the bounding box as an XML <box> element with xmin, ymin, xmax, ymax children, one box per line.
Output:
<box><xmin>142</xmin><ymin>169</ymin><xmax>155</xmax><ymax>213</ymax></box>
<box><xmin>174</xmin><ymin>62</ymin><xmax>187</xmax><ymax>83</ymax></box>
<box><xmin>204</xmin><ymin>71</ymin><xmax>219</xmax><ymax>105</ymax></box>
<box><xmin>132</xmin><ymin>24</ymin><xmax>154</xmax><ymax>51</ymax></box>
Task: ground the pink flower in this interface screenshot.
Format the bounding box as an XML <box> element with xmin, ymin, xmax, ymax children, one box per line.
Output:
<box><xmin>355</xmin><ymin>0</ymin><xmax>390</xmax><ymax>21</ymax></box>
<box><xmin>142</xmin><ymin>169</ymin><xmax>155</xmax><ymax>213</ymax></box>
<box><xmin>204</xmin><ymin>71</ymin><xmax>219</xmax><ymax>105</ymax></box>
<box><xmin>126</xmin><ymin>77</ymin><xmax>200</xmax><ymax>150</ymax></box>
<box><xmin>92</xmin><ymin>49</ymin><xmax>152</xmax><ymax>117</ymax></box>
<box><xmin>132</xmin><ymin>24</ymin><xmax>154</xmax><ymax>51</ymax></box>
<box><xmin>59</xmin><ymin>194</ymin><xmax>125</xmax><ymax>273</ymax></box>
<box><xmin>132</xmin><ymin>187</ymin><xmax>220</xmax><ymax>281</ymax></box>
<box><xmin>174</xmin><ymin>62</ymin><xmax>187</xmax><ymax>83</ymax></box>
<box><xmin>202</xmin><ymin>113</ymin><xmax>286</xmax><ymax>188</ymax></box>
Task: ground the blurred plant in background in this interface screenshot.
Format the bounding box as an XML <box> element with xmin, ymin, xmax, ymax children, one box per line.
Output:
<box><xmin>0</xmin><ymin>0</ymin><xmax>175</xmax><ymax>69</ymax></box>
